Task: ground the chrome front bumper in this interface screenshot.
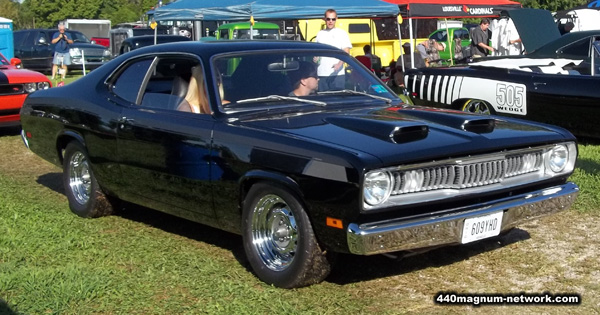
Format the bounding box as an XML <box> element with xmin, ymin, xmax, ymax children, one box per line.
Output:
<box><xmin>347</xmin><ymin>182</ymin><xmax>579</xmax><ymax>255</ymax></box>
<box><xmin>68</xmin><ymin>60</ymin><xmax>109</xmax><ymax>69</ymax></box>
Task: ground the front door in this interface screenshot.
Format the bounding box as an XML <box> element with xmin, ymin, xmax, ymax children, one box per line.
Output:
<box><xmin>108</xmin><ymin>54</ymin><xmax>218</xmax><ymax>223</ymax></box>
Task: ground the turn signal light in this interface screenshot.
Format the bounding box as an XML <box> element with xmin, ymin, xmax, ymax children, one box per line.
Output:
<box><xmin>326</xmin><ymin>217</ymin><xmax>343</xmax><ymax>229</ymax></box>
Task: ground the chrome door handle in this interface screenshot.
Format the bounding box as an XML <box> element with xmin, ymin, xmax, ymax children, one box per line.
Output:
<box><xmin>119</xmin><ymin>117</ymin><xmax>135</xmax><ymax>124</ymax></box>
<box><xmin>118</xmin><ymin>117</ymin><xmax>135</xmax><ymax>129</ymax></box>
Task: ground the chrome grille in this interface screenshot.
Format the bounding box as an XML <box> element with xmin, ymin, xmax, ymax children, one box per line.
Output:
<box><xmin>0</xmin><ymin>84</ymin><xmax>24</xmax><ymax>95</ymax></box>
<box><xmin>392</xmin><ymin>151</ymin><xmax>543</xmax><ymax>195</ymax></box>
<box><xmin>81</xmin><ymin>48</ymin><xmax>106</xmax><ymax>56</ymax></box>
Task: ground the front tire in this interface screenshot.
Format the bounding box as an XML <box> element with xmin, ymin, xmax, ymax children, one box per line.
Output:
<box><xmin>62</xmin><ymin>141</ymin><xmax>117</xmax><ymax>218</ymax></box>
<box><xmin>242</xmin><ymin>182</ymin><xmax>331</xmax><ymax>288</ymax></box>
<box><xmin>462</xmin><ymin>99</ymin><xmax>494</xmax><ymax>115</ymax></box>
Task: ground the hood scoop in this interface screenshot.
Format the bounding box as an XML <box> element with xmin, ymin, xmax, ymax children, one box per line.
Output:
<box><xmin>400</xmin><ymin>109</ymin><xmax>496</xmax><ymax>134</ymax></box>
<box><xmin>462</xmin><ymin>118</ymin><xmax>496</xmax><ymax>133</ymax></box>
<box><xmin>326</xmin><ymin>116</ymin><xmax>429</xmax><ymax>144</ymax></box>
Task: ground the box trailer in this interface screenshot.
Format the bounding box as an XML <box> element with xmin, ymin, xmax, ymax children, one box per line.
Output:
<box><xmin>63</xmin><ymin>19</ymin><xmax>111</xmax><ymax>47</ymax></box>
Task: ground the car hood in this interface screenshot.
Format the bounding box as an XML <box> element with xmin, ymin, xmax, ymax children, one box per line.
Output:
<box><xmin>240</xmin><ymin>106</ymin><xmax>573</xmax><ymax>166</ymax></box>
<box><xmin>0</xmin><ymin>68</ymin><xmax>49</xmax><ymax>84</ymax></box>
<box><xmin>505</xmin><ymin>8</ymin><xmax>562</xmax><ymax>53</ymax></box>
<box><xmin>70</xmin><ymin>43</ymin><xmax>107</xmax><ymax>50</ymax></box>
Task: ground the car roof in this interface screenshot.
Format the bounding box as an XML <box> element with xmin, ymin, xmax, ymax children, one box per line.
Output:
<box><xmin>126</xmin><ymin>40</ymin><xmax>340</xmax><ymax>57</ymax></box>
<box><xmin>124</xmin><ymin>35</ymin><xmax>190</xmax><ymax>43</ymax></box>
<box><xmin>531</xmin><ymin>30</ymin><xmax>600</xmax><ymax>56</ymax></box>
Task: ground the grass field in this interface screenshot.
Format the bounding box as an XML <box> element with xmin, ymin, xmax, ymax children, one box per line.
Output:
<box><xmin>1</xmin><ymin>81</ymin><xmax>599</xmax><ymax>313</ymax></box>
<box><xmin>46</xmin><ymin>72</ymin><xmax>85</xmax><ymax>87</ymax></box>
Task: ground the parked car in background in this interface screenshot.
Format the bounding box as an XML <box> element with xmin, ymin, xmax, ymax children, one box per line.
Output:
<box><xmin>428</xmin><ymin>27</ymin><xmax>471</xmax><ymax>64</ymax></box>
<box><xmin>91</xmin><ymin>37</ymin><xmax>110</xmax><ymax>48</ymax></box>
<box><xmin>20</xmin><ymin>40</ymin><xmax>579</xmax><ymax>288</ymax></box>
<box><xmin>13</xmin><ymin>29</ymin><xmax>111</xmax><ymax>73</ymax></box>
<box><xmin>405</xmin><ymin>8</ymin><xmax>600</xmax><ymax>139</ymax></box>
<box><xmin>215</xmin><ymin>22</ymin><xmax>281</xmax><ymax>40</ymax></box>
<box><xmin>0</xmin><ymin>53</ymin><xmax>50</xmax><ymax>127</ymax></box>
<box><xmin>0</xmin><ymin>52</ymin><xmax>21</xmax><ymax>69</ymax></box>
<box><xmin>118</xmin><ymin>35</ymin><xmax>191</xmax><ymax>55</ymax></box>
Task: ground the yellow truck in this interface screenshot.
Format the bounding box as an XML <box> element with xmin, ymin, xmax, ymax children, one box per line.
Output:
<box><xmin>297</xmin><ymin>18</ymin><xmax>423</xmax><ymax>69</ymax></box>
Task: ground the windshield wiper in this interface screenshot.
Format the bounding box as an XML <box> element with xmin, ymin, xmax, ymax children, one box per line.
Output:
<box><xmin>318</xmin><ymin>89</ymin><xmax>392</xmax><ymax>104</ymax></box>
<box><xmin>236</xmin><ymin>95</ymin><xmax>327</xmax><ymax>107</ymax></box>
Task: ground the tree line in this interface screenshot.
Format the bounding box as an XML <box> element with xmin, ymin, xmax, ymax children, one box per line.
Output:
<box><xmin>1</xmin><ymin>0</ymin><xmax>158</xmax><ymax>29</ymax></box>
<box><xmin>0</xmin><ymin>0</ymin><xmax>590</xmax><ymax>30</ymax></box>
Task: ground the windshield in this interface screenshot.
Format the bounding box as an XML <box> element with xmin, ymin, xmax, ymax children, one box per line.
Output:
<box><xmin>234</xmin><ymin>29</ymin><xmax>280</xmax><ymax>40</ymax></box>
<box><xmin>66</xmin><ymin>31</ymin><xmax>91</xmax><ymax>43</ymax></box>
<box><xmin>213</xmin><ymin>50</ymin><xmax>400</xmax><ymax>112</ymax></box>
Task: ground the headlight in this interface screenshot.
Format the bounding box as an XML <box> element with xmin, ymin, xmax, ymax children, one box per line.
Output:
<box><xmin>23</xmin><ymin>83</ymin><xmax>37</xmax><ymax>93</ymax></box>
<box><xmin>545</xmin><ymin>142</ymin><xmax>576</xmax><ymax>175</ymax></box>
<box><xmin>23</xmin><ymin>82</ymin><xmax>50</xmax><ymax>93</ymax></box>
<box><xmin>548</xmin><ymin>144</ymin><xmax>568</xmax><ymax>172</ymax></box>
<box><xmin>37</xmin><ymin>82</ymin><xmax>50</xmax><ymax>90</ymax></box>
<box><xmin>69</xmin><ymin>48</ymin><xmax>81</xmax><ymax>56</ymax></box>
<box><xmin>103</xmin><ymin>49</ymin><xmax>112</xmax><ymax>57</ymax></box>
<box><xmin>363</xmin><ymin>171</ymin><xmax>393</xmax><ymax>206</ymax></box>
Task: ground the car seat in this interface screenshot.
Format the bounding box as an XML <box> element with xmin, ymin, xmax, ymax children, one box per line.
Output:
<box><xmin>169</xmin><ymin>76</ymin><xmax>189</xmax><ymax>109</ymax></box>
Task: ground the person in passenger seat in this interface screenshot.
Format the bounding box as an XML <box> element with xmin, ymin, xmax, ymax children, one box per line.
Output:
<box><xmin>177</xmin><ymin>66</ymin><xmax>210</xmax><ymax>114</ymax></box>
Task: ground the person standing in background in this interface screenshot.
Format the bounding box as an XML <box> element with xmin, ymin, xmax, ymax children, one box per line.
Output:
<box><xmin>51</xmin><ymin>23</ymin><xmax>74</xmax><ymax>80</ymax></box>
<box><xmin>559</xmin><ymin>22</ymin><xmax>574</xmax><ymax>35</ymax></box>
<box><xmin>315</xmin><ymin>9</ymin><xmax>352</xmax><ymax>90</ymax></box>
<box><xmin>470</xmin><ymin>18</ymin><xmax>495</xmax><ymax>57</ymax></box>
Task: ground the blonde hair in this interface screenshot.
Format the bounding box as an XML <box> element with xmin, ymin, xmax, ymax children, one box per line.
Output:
<box><xmin>184</xmin><ymin>66</ymin><xmax>210</xmax><ymax>114</ymax></box>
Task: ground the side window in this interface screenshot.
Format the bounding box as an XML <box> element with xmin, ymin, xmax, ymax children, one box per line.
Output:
<box><xmin>348</xmin><ymin>23</ymin><xmax>370</xmax><ymax>34</ymax></box>
<box><xmin>139</xmin><ymin>57</ymin><xmax>207</xmax><ymax>113</ymax></box>
<box><xmin>111</xmin><ymin>58</ymin><xmax>153</xmax><ymax>104</ymax></box>
<box><xmin>453</xmin><ymin>30</ymin><xmax>465</xmax><ymax>40</ymax></box>
<box><xmin>13</xmin><ymin>31</ymin><xmax>26</xmax><ymax>47</ymax></box>
<box><xmin>430</xmin><ymin>31</ymin><xmax>446</xmax><ymax>42</ymax></box>
<box><xmin>559</xmin><ymin>38</ymin><xmax>590</xmax><ymax>58</ymax></box>
<box><xmin>24</xmin><ymin>31</ymin><xmax>37</xmax><ymax>46</ymax></box>
<box><xmin>237</xmin><ymin>30</ymin><xmax>251</xmax><ymax>39</ymax></box>
<box><xmin>36</xmin><ymin>32</ymin><xmax>49</xmax><ymax>45</ymax></box>
<box><xmin>220</xmin><ymin>29</ymin><xmax>229</xmax><ymax>39</ymax></box>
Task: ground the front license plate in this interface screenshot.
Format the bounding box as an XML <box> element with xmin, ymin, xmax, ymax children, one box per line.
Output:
<box><xmin>461</xmin><ymin>211</ymin><xmax>504</xmax><ymax>244</ymax></box>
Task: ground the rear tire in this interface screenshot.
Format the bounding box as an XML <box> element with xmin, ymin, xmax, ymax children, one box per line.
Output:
<box><xmin>242</xmin><ymin>182</ymin><xmax>331</xmax><ymax>288</ymax></box>
<box><xmin>462</xmin><ymin>99</ymin><xmax>494</xmax><ymax>115</ymax></box>
<box><xmin>62</xmin><ymin>141</ymin><xmax>118</xmax><ymax>218</ymax></box>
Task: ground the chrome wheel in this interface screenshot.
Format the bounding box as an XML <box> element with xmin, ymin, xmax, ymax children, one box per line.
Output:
<box><xmin>462</xmin><ymin>99</ymin><xmax>492</xmax><ymax>115</ymax></box>
<box><xmin>251</xmin><ymin>194</ymin><xmax>298</xmax><ymax>271</ymax></box>
<box><xmin>68</xmin><ymin>151</ymin><xmax>92</xmax><ymax>205</ymax></box>
<box><xmin>63</xmin><ymin>141</ymin><xmax>117</xmax><ymax>218</ymax></box>
<box><xmin>243</xmin><ymin>183</ymin><xmax>331</xmax><ymax>288</ymax></box>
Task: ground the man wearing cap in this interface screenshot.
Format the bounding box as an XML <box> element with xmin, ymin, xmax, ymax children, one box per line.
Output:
<box><xmin>288</xmin><ymin>61</ymin><xmax>319</xmax><ymax>97</ymax></box>
<box><xmin>315</xmin><ymin>9</ymin><xmax>352</xmax><ymax>91</ymax></box>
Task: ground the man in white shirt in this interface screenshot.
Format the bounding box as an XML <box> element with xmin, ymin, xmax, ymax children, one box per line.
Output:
<box><xmin>316</xmin><ymin>9</ymin><xmax>352</xmax><ymax>90</ymax></box>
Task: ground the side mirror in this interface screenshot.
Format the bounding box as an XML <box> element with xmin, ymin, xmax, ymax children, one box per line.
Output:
<box><xmin>10</xmin><ymin>58</ymin><xmax>22</xmax><ymax>66</ymax></box>
<box><xmin>91</xmin><ymin>40</ymin><xmax>96</xmax><ymax>44</ymax></box>
<box><xmin>38</xmin><ymin>37</ymin><xmax>48</xmax><ymax>45</ymax></box>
